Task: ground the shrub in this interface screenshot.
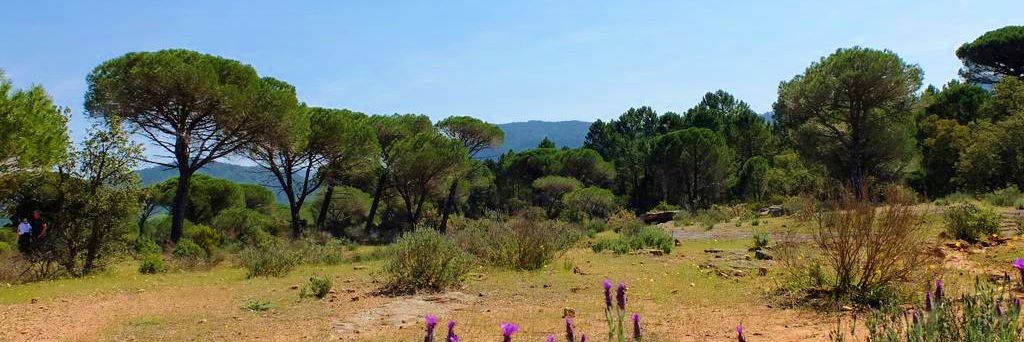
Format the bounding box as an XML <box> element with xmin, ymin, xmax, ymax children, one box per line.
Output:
<box><xmin>452</xmin><ymin>216</ymin><xmax>582</xmax><ymax>270</ymax></box>
<box><xmin>592</xmin><ymin>238</ymin><xmax>632</xmax><ymax>254</ymax></box>
<box><xmin>135</xmin><ymin>239</ymin><xmax>162</xmax><ymax>256</ymax></box>
<box><xmin>649</xmin><ymin>201</ymin><xmax>680</xmax><ymax>212</ymax></box>
<box><xmin>210</xmin><ymin>208</ymin><xmax>273</xmax><ymax>247</ymax></box>
<box><xmin>382</xmin><ymin>229</ymin><xmax>474</xmax><ymax>294</ymax></box>
<box><xmin>983</xmin><ymin>186</ymin><xmax>1023</xmax><ymax>207</ymax></box>
<box><xmin>780</xmin><ymin>187</ymin><xmax>936</xmax><ymax>305</ymax></box>
<box><xmin>934</xmin><ymin>192</ymin><xmax>973</xmax><ymax>206</ymax></box>
<box><xmin>185</xmin><ymin>224</ymin><xmax>221</xmax><ymax>255</ymax></box>
<box><xmin>292</xmin><ymin>237</ymin><xmax>354</xmax><ymax>265</ymax></box>
<box><xmin>627</xmin><ymin>227</ymin><xmax>674</xmax><ymax>254</ymax></box>
<box><xmin>239</xmin><ymin>242</ymin><xmax>299</xmax><ymax>278</ymax></box>
<box><xmin>171</xmin><ymin>238</ymin><xmax>211</xmax><ymax>270</ymax></box>
<box><xmin>833</xmin><ymin>280</ymin><xmax>1021</xmax><ymax>342</ymax></box>
<box><xmin>944</xmin><ymin>202</ymin><xmax>1001</xmax><ymax>243</ymax></box>
<box><xmin>562</xmin><ymin>186</ymin><xmax>618</xmax><ymax>222</ymax></box>
<box><xmin>300</xmin><ymin>275</ymin><xmax>333</xmax><ymax>299</ymax></box>
<box><xmin>138</xmin><ymin>254</ymin><xmax>166</xmax><ymax>274</ymax></box>
<box><xmin>241</xmin><ymin>299</ymin><xmax>272</xmax><ymax>312</ymax></box>
<box><xmin>607</xmin><ymin>209</ymin><xmax>643</xmax><ymax>235</ymax></box>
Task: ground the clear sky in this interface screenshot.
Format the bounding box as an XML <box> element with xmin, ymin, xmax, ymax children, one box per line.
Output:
<box><xmin>2</xmin><ymin>0</ymin><xmax>1022</xmax><ymax>143</ymax></box>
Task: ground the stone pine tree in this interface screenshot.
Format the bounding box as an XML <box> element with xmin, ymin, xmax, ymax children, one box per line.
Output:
<box><xmin>435</xmin><ymin>116</ymin><xmax>503</xmax><ymax>232</ymax></box>
<box><xmin>85</xmin><ymin>49</ymin><xmax>292</xmax><ymax>243</ymax></box>
<box><xmin>956</xmin><ymin>26</ymin><xmax>1024</xmax><ymax>83</ymax></box>
<box><xmin>774</xmin><ymin>47</ymin><xmax>922</xmax><ymax>198</ymax></box>
<box><xmin>0</xmin><ymin>69</ymin><xmax>70</xmax><ymax>177</ymax></box>
<box><xmin>363</xmin><ymin>114</ymin><xmax>433</xmax><ymax>233</ymax></box>
<box><xmin>388</xmin><ymin>132</ymin><xmax>468</xmax><ymax>228</ymax></box>
<box><xmin>312</xmin><ymin>108</ymin><xmax>379</xmax><ymax>231</ymax></box>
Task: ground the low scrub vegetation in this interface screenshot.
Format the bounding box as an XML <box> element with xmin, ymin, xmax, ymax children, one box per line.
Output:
<box><xmin>778</xmin><ymin>188</ymin><xmax>936</xmax><ymax>306</ymax></box>
<box><xmin>452</xmin><ymin>215</ymin><xmax>582</xmax><ymax>270</ymax></box>
<box><xmin>299</xmin><ymin>274</ymin><xmax>333</xmax><ymax>299</ymax></box>
<box><xmin>382</xmin><ymin>228</ymin><xmax>474</xmax><ymax>294</ymax></box>
<box><xmin>944</xmin><ymin>202</ymin><xmax>1001</xmax><ymax>243</ymax></box>
<box><xmin>239</xmin><ymin>242</ymin><xmax>299</xmax><ymax>278</ymax></box>
<box><xmin>593</xmin><ymin>226</ymin><xmax>674</xmax><ymax>255</ymax></box>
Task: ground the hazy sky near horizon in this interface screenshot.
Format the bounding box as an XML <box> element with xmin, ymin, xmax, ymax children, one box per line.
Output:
<box><xmin>2</xmin><ymin>1</ymin><xmax>1022</xmax><ymax>143</ymax></box>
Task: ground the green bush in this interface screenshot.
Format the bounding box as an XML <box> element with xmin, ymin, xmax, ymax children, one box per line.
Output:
<box><xmin>185</xmin><ymin>224</ymin><xmax>221</xmax><ymax>255</ymax></box>
<box><xmin>241</xmin><ymin>299</ymin><xmax>272</xmax><ymax>312</ymax></box>
<box><xmin>0</xmin><ymin>228</ymin><xmax>17</xmax><ymax>247</ymax></box>
<box><xmin>210</xmin><ymin>208</ymin><xmax>273</xmax><ymax>247</ymax></box>
<box><xmin>562</xmin><ymin>186</ymin><xmax>618</xmax><ymax>222</ymax></box>
<box><xmin>299</xmin><ymin>275</ymin><xmax>333</xmax><ymax>299</ymax></box>
<box><xmin>172</xmin><ymin>238</ymin><xmax>207</xmax><ymax>259</ymax></box>
<box><xmin>592</xmin><ymin>227</ymin><xmax>674</xmax><ymax>255</ymax></box>
<box><xmin>752</xmin><ymin>231</ymin><xmax>770</xmax><ymax>250</ymax></box>
<box><xmin>592</xmin><ymin>238</ymin><xmax>631</xmax><ymax>254</ymax></box>
<box><xmin>628</xmin><ymin>227</ymin><xmax>674</xmax><ymax>254</ymax></box>
<box><xmin>292</xmin><ymin>238</ymin><xmax>354</xmax><ymax>265</ymax></box>
<box><xmin>135</xmin><ymin>239</ymin><xmax>162</xmax><ymax>256</ymax></box>
<box><xmin>138</xmin><ymin>254</ymin><xmax>166</xmax><ymax>274</ymax></box>
<box><xmin>983</xmin><ymin>186</ymin><xmax>1023</xmax><ymax>207</ymax></box>
<box><xmin>452</xmin><ymin>216</ymin><xmax>582</xmax><ymax>270</ymax></box>
<box><xmin>382</xmin><ymin>229</ymin><xmax>474</xmax><ymax>294</ymax></box>
<box><xmin>239</xmin><ymin>242</ymin><xmax>299</xmax><ymax>278</ymax></box>
<box><xmin>934</xmin><ymin>192</ymin><xmax>973</xmax><ymax>206</ymax></box>
<box><xmin>944</xmin><ymin>202</ymin><xmax>1001</xmax><ymax>243</ymax></box>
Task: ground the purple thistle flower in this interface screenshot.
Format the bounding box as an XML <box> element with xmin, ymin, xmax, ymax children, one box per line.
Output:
<box><xmin>736</xmin><ymin>324</ymin><xmax>746</xmax><ymax>342</ymax></box>
<box><xmin>565</xmin><ymin>317</ymin><xmax>576</xmax><ymax>342</ymax></box>
<box><xmin>603</xmin><ymin>279</ymin><xmax>613</xmax><ymax>310</ymax></box>
<box><xmin>546</xmin><ymin>335</ymin><xmax>555</xmax><ymax>342</ymax></box>
<box><xmin>501</xmin><ymin>323</ymin><xmax>518</xmax><ymax>342</ymax></box>
<box><xmin>445</xmin><ymin>320</ymin><xmax>458</xmax><ymax>342</ymax></box>
<box><xmin>616</xmin><ymin>282</ymin><xmax>627</xmax><ymax>311</ymax></box>
<box><xmin>580</xmin><ymin>334</ymin><xmax>587</xmax><ymax>342</ymax></box>
<box><xmin>925</xmin><ymin>291</ymin><xmax>933</xmax><ymax>311</ymax></box>
<box><xmin>1016</xmin><ymin>298</ymin><xmax>1022</xmax><ymax>313</ymax></box>
<box><xmin>632</xmin><ymin>313</ymin><xmax>642</xmax><ymax>341</ymax></box>
<box><xmin>1014</xmin><ymin>258</ymin><xmax>1024</xmax><ymax>286</ymax></box>
<box><xmin>934</xmin><ymin>279</ymin><xmax>944</xmax><ymax>304</ymax></box>
<box><xmin>424</xmin><ymin>314</ymin><xmax>438</xmax><ymax>342</ymax></box>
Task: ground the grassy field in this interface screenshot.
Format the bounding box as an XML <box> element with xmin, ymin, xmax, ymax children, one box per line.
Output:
<box><xmin>0</xmin><ymin>210</ymin><xmax>1019</xmax><ymax>341</ymax></box>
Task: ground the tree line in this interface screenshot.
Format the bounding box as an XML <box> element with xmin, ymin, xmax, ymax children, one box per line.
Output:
<box><xmin>2</xmin><ymin>26</ymin><xmax>1023</xmax><ymax>264</ymax></box>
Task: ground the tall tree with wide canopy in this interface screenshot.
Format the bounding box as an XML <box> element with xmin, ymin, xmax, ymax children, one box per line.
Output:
<box><xmin>363</xmin><ymin>114</ymin><xmax>433</xmax><ymax>232</ymax></box>
<box><xmin>774</xmin><ymin>47</ymin><xmax>922</xmax><ymax>197</ymax></box>
<box><xmin>956</xmin><ymin>26</ymin><xmax>1024</xmax><ymax>83</ymax></box>
<box><xmin>312</xmin><ymin>108</ymin><xmax>379</xmax><ymax>231</ymax></box>
<box><xmin>388</xmin><ymin>132</ymin><xmax>468</xmax><ymax>228</ymax></box>
<box><xmin>0</xmin><ymin>69</ymin><xmax>70</xmax><ymax>177</ymax></box>
<box><xmin>85</xmin><ymin>49</ymin><xmax>291</xmax><ymax>243</ymax></box>
<box><xmin>245</xmin><ymin>98</ymin><xmax>329</xmax><ymax>238</ymax></box>
<box><xmin>583</xmin><ymin>106</ymin><xmax>657</xmax><ymax>208</ymax></box>
<box><xmin>435</xmin><ymin>116</ymin><xmax>503</xmax><ymax>232</ymax></box>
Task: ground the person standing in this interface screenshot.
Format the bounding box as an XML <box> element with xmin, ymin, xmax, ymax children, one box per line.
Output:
<box><xmin>16</xmin><ymin>217</ymin><xmax>32</xmax><ymax>254</ymax></box>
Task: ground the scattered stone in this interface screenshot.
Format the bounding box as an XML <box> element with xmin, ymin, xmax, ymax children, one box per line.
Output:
<box><xmin>290</xmin><ymin>285</ymin><xmax>299</xmax><ymax>290</ymax></box>
<box><xmin>572</xmin><ymin>266</ymin><xmax>588</xmax><ymax>275</ymax></box>
<box><xmin>199</xmin><ymin>318</ymin><xmax>208</xmax><ymax>323</ymax></box>
<box><xmin>353</xmin><ymin>265</ymin><xmax>366</xmax><ymax>270</ymax></box>
<box><xmin>704</xmin><ymin>249</ymin><xmax>723</xmax><ymax>254</ymax></box>
<box><xmin>641</xmin><ymin>211</ymin><xmax>677</xmax><ymax>224</ymax></box>
<box><xmin>754</xmin><ymin>249</ymin><xmax>774</xmax><ymax>260</ymax></box>
<box><xmin>758</xmin><ymin>267</ymin><xmax>769</xmax><ymax>276</ymax></box>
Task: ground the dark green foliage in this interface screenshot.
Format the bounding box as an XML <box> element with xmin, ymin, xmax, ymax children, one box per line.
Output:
<box><xmin>956</xmin><ymin>25</ymin><xmax>1024</xmax><ymax>83</ymax></box>
<box><xmin>382</xmin><ymin>229</ymin><xmax>474</xmax><ymax>294</ymax></box>
<box><xmin>210</xmin><ymin>208</ymin><xmax>274</xmax><ymax>247</ymax></box>
<box><xmin>944</xmin><ymin>202</ymin><xmax>1001</xmax><ymax>243</ymax></box>
<box><xmin>775</xmin><ymin>47</ymin><xmax>922</xmax><ymax>196</ymax></box>
<box><xmin>651</xmin><ymin>128</ymin><xmax>734</xmax><ymax>209</ymax></box>
<box><xmin>239</xmin><ymin>184</ymin><xmax>275</xmax><ymax>214</ymax></box>
<box><xmin>242</xmin><ymin>299</ymin><xmax>272</xmax><ymax>312</ymax></box>
<box><xmin>563</xmin><ymin>186</ymin><xmax>619</xmax><ymax>222</ymax></box>
<box><xmin>138</xmin><ymin>254</ymin><xmax>166</xmax><ymax>274</ymax></box>
<box><xmin>155</xmin><ymin>174</ymin><xmax>245</xmax><ymax>225</ymax></box>
<box><xmin>299</xmin><ymin>275</ymin><xmax>332</xmax><ymax>299</ymax></box>
<box><xmin>983</xmin><ymin>186</ymin><xmax>1023</xmax><ymax>207</ymax></box>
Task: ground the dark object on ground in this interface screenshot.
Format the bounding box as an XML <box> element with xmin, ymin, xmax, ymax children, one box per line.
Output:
<box><xmin>641</xmin><ymin>211</ymin><xmax>677</xmax><ymax>224</ymax></box>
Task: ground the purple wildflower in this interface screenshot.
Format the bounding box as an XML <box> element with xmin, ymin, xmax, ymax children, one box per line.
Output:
<box><xmin>580</xmin><ymin>334</ymin><xmax>587</xmax><ymax>342</ymax></box>
<box><xmin>445</xmin><ymin>320</ymin><xmax>458</xmax><ymax>342</ymax></box>
<box><xmin>736</xmin><ymin>324</ymin><xmax>746</xmax><ymax>342</ymax></box>
<box><xmin>1016</xmin><ymin>298</ymin><xmax>1022</xmax><ymax>313</ymax></box>
<box><xmin>603</xmin><ymin>279</ymin><xmax>613</xmax><ymax>310</ymax></box>
<box><xmin>424</xmin><ymin>314</ymin><xmax>438</xmax><ymax>342</ymax></box>
<box><xmin>546</xmin><ymin>335</ymin><xmax>555</xmax><ymax>342</ymax></box>
<box><xmin>565</xmin><ymin>317</ymin><xmax>576</xmax><ymax>342</ymax></box>
<box><xmin>632</xmin><ymin>313</ymin><xmax>642</xmax><ymax>341</ymax></box>
<box><xmin>934</xmin><ymin>279</ymin><xmax>944</xmax><ymax>304</ymax></box>
<box><xmin>1014</xmin><ymin>258</ymin><xmax>1024</xmax><ymax>286</ymax></box>
<box><xmin>616</xmin><ymin>282</ymin><xmax>627</xmax><ymax>311</ymax></box>
<box><xmin>501</xmin><ymin>323</ymin><xmax>519</xmax><ymax>342</ymax></box>
<box><xmin>925</xmin><ymin>292</ymin><xmax>933</xmax><ymax>311</ymax></box>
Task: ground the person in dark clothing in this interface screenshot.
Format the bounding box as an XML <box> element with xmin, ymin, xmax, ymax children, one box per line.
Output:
<box><xmin>16</xmin><ymin>217</ymin><xmax>33</xmax><ymax>254</ymax></box>
<box><xmin>27</xmin><ymin>210</ymin><xmax>48</xmax><ymax>255</ymax></box>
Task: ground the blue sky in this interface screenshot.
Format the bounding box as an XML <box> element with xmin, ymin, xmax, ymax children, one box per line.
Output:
<box><xmin>2</xmin><ymin>1</ymin><xmax>1022</xmax><ymax>144</ymax></box>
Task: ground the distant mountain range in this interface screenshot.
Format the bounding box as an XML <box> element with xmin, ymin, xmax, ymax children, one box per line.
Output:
<box><xmin>135</xmin><ymin>120</ymin><xmax>594</xmax><ymax>200</ymax></box>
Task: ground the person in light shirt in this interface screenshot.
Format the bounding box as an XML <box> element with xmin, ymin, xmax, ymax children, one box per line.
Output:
<box><xmin>16</xmin><ymin>217</ymin><xmax>33</xmax><ymax>254</ymax></box>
